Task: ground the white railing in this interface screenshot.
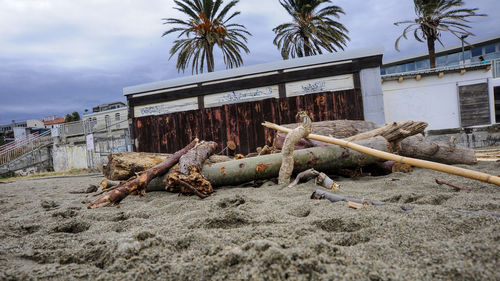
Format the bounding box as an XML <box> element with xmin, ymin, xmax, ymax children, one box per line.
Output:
<box><xmin>0</xmin><ymin>130</ymin><xmax>52</xmax><ymax>165</ymax></box>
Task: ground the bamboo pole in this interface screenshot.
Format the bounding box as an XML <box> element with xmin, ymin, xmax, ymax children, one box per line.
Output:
<box><xmin>262</xmin><ymin>121</ymin><xmax>500</xmax><ymax>187</ymax></box>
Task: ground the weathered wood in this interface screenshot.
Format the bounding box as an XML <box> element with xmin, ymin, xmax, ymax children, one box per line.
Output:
<box><xmin>277</xmin><ymin>121</ymin><xmax>476</xmax><ymax>166</ymax></box>
<box><xmin>281</xmin><ymin>120</ymin><xmax>378</xmax><ymax>138</ymax></box>
<box><xmin>103</xmin><ymin>152</ymin><xmax>171</xmax><ymax>180</ymax></box>
<box><xmin>344</xmin><ymin>121</ymin><xmax>428</xmax><ymax>143</ymax></box>
<box><xmin>399</xmin><ymin>134</ymin><xmax>477</xmax><ymax>165</ymax></box>
<box><xmin>167</xmin><ymin>141</ymin><xmax>217</xmax><ymax>197</ymax></box>
<box><xmin>197</xmin><ymin>136</ymin><xmax>390</xmax><ymax>187</ymax></box>
<box><xmin>264</xmin><ymin>122</ymin><xmax>500</xmax><ymax>187</ymax></box>
<box><xmin>288</xmin><ymin>168</ymin><xmax>339</xmax><ymax>190</ymax></box>
<box><xmin>311</xmin><ymin>189</ymin><xmax>386</xmax><ymax>206</ymax></box>
<box><xmin>103</xmin><ymin>153</ymin><xmax>232</xmax><ymax>181</ymax></box>
<box><xmin>88</xmin><ymin>139</ymin><xmax>197</xmax><ymax>208</ymax></box>
<box><xmin>279</xmin><ymin>111</ymin><xmax>312</xmax><ymax>184</ymax></box>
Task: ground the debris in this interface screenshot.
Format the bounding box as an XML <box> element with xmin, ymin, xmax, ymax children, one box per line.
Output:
<box><xmin>167</xmin><ymin>141</ymin><xmax>218</xmax><ymax>198</ymax></box>
<box><xmin>347</xmin><ymin>201</ymin><xmax>364</xmax><ymax>209</ymax></box>
<box><xmin>279</xmin><ymin>111</ymin><xmax>312</xmax><ymax>184</ymax></box>
<box><xmin>288</xmin><ymin>168</ymin><xmax>339</xmax><ymax>190</ymax></box>
<box><xmin>88</xmin><ymin>139</ymin><xmax>198</xmax><ymax>208</ymax></box>
<box><xmin>310</xmin><ymin>189</ymin><xmax>386</xmax><ymax>206</ymax></box>
<box><xmin>435</xmin><ymin>178</ymin><xmax>470</xmax><ymax>191</ymax></box>
<box><xmin>263</xmin><ymin>121</ymin><xmax>500</xmax><ymax>186</ymax></box>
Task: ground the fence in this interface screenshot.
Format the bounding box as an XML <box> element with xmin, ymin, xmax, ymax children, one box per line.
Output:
<box><xmin>0</xmin><ymin>130</ymin><xmax>52</xmax><ymax>165</ymax></box>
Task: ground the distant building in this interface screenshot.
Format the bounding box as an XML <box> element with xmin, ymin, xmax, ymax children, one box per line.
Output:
<box><xmin>83</xmin><ymin>102</ymin><xmax>128</xmax><ymax>133</ymax></box>
<box><xmin>43</xmin><ymin>117</ymin><xmax>65</xmax><ymax>129</ymax></box>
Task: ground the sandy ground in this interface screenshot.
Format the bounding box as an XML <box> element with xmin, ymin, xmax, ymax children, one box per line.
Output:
<box><xmin>0</xmin><ymin>161</ymin><xmax>499</xmax><ymax>280</ymax></box>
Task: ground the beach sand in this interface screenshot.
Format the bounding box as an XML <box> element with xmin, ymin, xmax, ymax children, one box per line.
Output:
<box><xmin>1</xmin><ymin>161</ymin><xmax>499</xmax><ymax>280</ymax></box>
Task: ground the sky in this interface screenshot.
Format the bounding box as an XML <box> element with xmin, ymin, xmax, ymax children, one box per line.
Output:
<box><xmin>0</xmin><ymin>0</ymin><xmax>499</xmax><ymax>124</ymax></box>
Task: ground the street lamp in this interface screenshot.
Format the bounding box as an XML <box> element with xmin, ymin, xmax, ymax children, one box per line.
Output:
<box><xmin>461</xmin><ymin>34</ymin><xmax>469</xmax><ymax>66</ymax></box>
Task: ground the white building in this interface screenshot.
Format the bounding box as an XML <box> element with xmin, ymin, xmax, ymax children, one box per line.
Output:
<box><xmin>82</xmin><ymin>102</ymin><xmax>128</xmax><ymax>133</ymax></box>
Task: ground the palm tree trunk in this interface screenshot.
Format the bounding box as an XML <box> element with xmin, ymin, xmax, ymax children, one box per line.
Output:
<box><xmin>427</xmin><ymin>38</ymin><xmax>436</xmax><ymax>69</ymax></box>
<box><xmin>207</xmin><ymin>44</ymin><xmax>215</xmax><ymax>72</ymax></box>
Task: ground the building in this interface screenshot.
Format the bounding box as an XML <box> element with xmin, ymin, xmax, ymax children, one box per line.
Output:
<box><xmin>382</xmin><ymin>35</ymin><xmax>500</xmax><ymax>76</ymax></box>
<box><xmin>381</xmin><ymin>35</ymin><xmax>500</xmax><ymax>147</ymax></box>
<box><xmin>82</xmin><ymin>101</ymin><xmax>128</xmax><ymax>133</ymax></box>
<box><xmin>43</xmin><ymin>117</ymin><xmax>65</xmax><ymax>129</ymax></box>
<box><xmin>124</xmin><ymin>47</ymin><xmax>385</xmax><ymax>154</ymax></box>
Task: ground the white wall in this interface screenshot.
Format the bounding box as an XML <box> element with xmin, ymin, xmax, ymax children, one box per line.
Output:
<box><xmin>52</xmin><ymin>145</ymin><xmax>88</xmax><ymax>172</ymax></box>
<box><xmin>26</xmin><ymin>119</ymin><xmax>44</xmax><ymax>128</ymax></box>
<box><xmin>360</xmin><ymin>67</ymin><xmax>385</xmax><ymax>125</ymax></box>
<box><xmin>382</xmin><ymin>69</ymin><xmax>491</xmax><ymax>130</ymax></box>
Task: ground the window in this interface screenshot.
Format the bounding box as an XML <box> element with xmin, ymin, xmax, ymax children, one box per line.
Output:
<box><xmin>485</xmin><ymin>44</ymin><xmax>496</xmax><ymax>54</ymax></box>
<box><xmin>416</xmin><ymin>59</ymin><xmax>429</xmax><ymax>70</ymax></box>
<box><xmin>471</xmin><ymin>47</ymin><xmax>482</xmax><ymax>57</ymax></box>
<box><xmin>385</xmin><ymin>66</ymin><xmax>396</xmax><ymax>74</ymax></box>
<box><xmin>115</xmin><ymin>113</ymin><xmax>120</xmax><ymax>121</ymax></box>
<box><xmin>447</xmin><ymin>52</ymin><xmax>460</xmax><ymax>65</ymax></box>
<box><xmin>394</xmin><ymin>64</ymin><xmax>405</xmax><ymax>73</ymax></box>
<box><xmin>436</xmin><ymin>55</ymin><xmax>447</xmax><ymax>67</ymax></box>
<box><xmin>405</xmin><ymin>62</ymin><xmax>415</xmax><ymax>72</ymax></box>
<box><xmin>380</xmin><ymin>68</ymin><xmax>386</xmax><ymax>75</ymax></box>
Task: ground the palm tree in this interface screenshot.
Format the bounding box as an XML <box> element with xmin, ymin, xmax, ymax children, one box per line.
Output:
<box><xmin>273</xmin><ymin>0</ymin><xmax>349</xmax><ymax>59</ymax></box>
<box><xmin>162</xmin><ymin>0</ymin><xmax>251</xmax><ymax>74</ymax></box>
<box><xmin>394</xmin><ymin>0</ymin><xmax>486</xmax><ymax>69</ymax></box>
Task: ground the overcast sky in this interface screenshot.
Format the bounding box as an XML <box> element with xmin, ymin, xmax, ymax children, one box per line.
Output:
<box><xmin>0</xmin><ymin>0</ymin><xmax>498</xmax><ymax>124</ymax></box>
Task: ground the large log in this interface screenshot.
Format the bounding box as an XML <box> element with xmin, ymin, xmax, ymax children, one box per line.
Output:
<box><xmin>88</xmin><ymin>139</ymin><xmax>197</xmax><ymax>208</ymax></box>
<box><xmin>104</xmin><ymin>153</ymin><xmax>232</xmax><ymax>181</ymax></box>
<box><xmin>199</xmin><ymin>136</ymin><xmax>390</xmax><ymax>187</ymax></box>
<box><xmin>398</xmin><ymin>134</ymin><xmax>476</xmax><ymax>165</ymax></box>
<box><xmin>103</xmin><ymin>152</ymin><xmax>171</xmax><ymax>180</ymax></box>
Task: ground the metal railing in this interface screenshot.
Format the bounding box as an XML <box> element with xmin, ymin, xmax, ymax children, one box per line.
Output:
<box><xmin>382</xmin><ymin>59</ymin><xmax>500</xmax><ymax>79</ymax></box>
<box><xmin>0</xmin><ymin>130</ymin><xmax>53</xmax><ymax>165</ymax></box>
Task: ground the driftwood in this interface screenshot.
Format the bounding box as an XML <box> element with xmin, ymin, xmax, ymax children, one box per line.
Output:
<box><xmin>277</xmin><ymin>122</ymin><xmax>476</xmax><ymax>166</ymax></box>
<box><xmin>399</xmin><ymin>135</ymin><xmax>476</xmax><ymax>165</ymax></box>
<box><xmin>103</xmin><ymin>152</ymin><xmax>171</xmax><ymax>180</ymax></box>
<box><xmin>146</xmin><ymin>136</ymin><xmax>390</xmax><ymax>189</ymax></box>
<box><xmin>435</xmin><ymin>178</ymin><xmax>470</xmax><ymax>191</ymax></box>
<box><xmin>288</xmin><ymin>168</ymin><xmax>339</xmax><ymax>190</ymax></box>
<box><xmin>103</xmin><ymin>153</ymin><xmax>232</xmax><ymax>181</ymax></box>
<box><xmin>281</xmin><ymin>120</ymin><xmax>378</xmax><ymax>138</ymax></box>
<box><xmin>279</xmin><ymin>111</ymin><xmax>312</xmax><ymax>184</ymax></box>
<box><xmin>199</xmin><ymin>136</ymin><xmax>390</xmax><ymax>187</ymax></box>
<box><xmin>311</xmin><ymin>189</ymin><xmax>386</xmax><ymax>206</ymax></box>
<box><xmin>167</xmin><ymin>141</ymin><xmax>217</xmax><ymax>197</ymax></box>
<box><xmin>100</xmin><ymin>179</ymin><xmax>120</xmax><ymax>189</ymax></box>
<box><xmin>264</xmin><ymin>122</ymin><xmax>500</xmax><ymax>186</ymax></box>
<box><xmin>88</xmin><ymin>139</ymin><xmax>197</xmax><ymax>208</ymax></box>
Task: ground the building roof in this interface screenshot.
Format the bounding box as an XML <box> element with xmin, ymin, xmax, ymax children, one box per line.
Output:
<box><xmin>43</xmin><ymin>117</ymin><xmax>65</xmax><ymax>125</ymax></box>
<box><xmin>383</xmin><ymin>34</ymin><xmax>500</xmax><ymax>66</ymax></box>
<box><xmin>123</xmin><ymin>47</ymin><xmax>385</xmax><ymax>96</ymax></box>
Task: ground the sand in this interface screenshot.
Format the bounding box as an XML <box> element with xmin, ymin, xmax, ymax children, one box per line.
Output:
<box><xmin>0</xmin><ymin>161</ymin><xmax>499</xmax><ymax>280</ymax></box>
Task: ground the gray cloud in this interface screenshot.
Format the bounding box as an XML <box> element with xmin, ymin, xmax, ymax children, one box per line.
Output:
<box><xmin>0</xmin><ymin>0</ymin><xmax>498</xmax><ymax>123</ymax></box>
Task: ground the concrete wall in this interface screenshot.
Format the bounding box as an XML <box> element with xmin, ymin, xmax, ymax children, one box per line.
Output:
<box><xmin>52</xmin><ymin>144</ymin><xmax>88</xmax><ymax>172</ymax></box>
<box><xmin>360</xmin><ymin>67</ymin><xmax>385</xmax><ymax>125</ymax></box>
<box><xmin>382</xmin><ymin>69</ymin><xmax>492</xmax><ymax>130</ymax></box>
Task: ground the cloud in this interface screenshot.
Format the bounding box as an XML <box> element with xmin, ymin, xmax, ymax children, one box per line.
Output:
<box><xmin>0</xmin><ymin>0</ymin><xmax>498</xmax><ymax>123</ymax></box>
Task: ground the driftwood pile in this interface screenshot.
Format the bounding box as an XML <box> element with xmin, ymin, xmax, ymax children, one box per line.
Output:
<box><xmin>84</xmin><ymin>112</ymin><xmax>499</xmax><ymax>209</ymax></box>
